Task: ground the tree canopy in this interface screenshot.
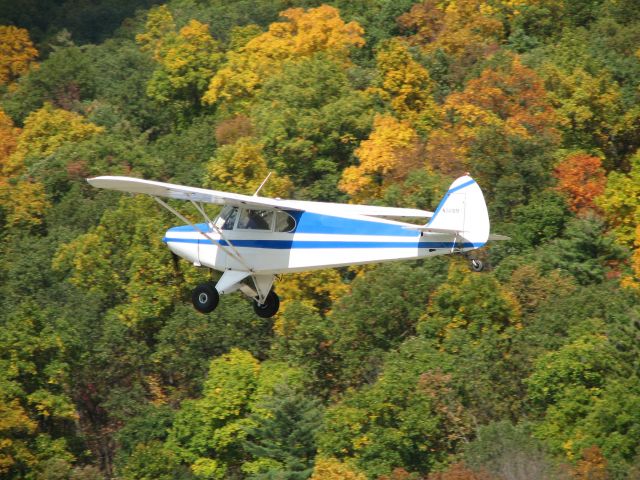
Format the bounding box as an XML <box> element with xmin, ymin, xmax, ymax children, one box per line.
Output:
<box><xmin>2</xmin><ymin>1</ymin><xmax>640</xmax><ymax>479</ymax></box>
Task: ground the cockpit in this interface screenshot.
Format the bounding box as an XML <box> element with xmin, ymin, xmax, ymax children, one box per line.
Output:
<box><xmin>214</xmin><ymin>206</ymin><xmax>296</xmax><ymax>232</ymax></box>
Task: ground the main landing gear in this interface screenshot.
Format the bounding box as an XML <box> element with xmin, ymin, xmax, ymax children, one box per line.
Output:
<box><xmin>192</xmin><ymin>282</ymin><xmax>219</xmax><ymax>313</ymax></box>
<box><xmin>252</xmin><ymin>290</ymin><xmax>280</xmax><ymax>318</ymax></box>
<box><xmin>191</xmin><ymin>281</ymin><xmax>280</xmax><ymax>318</ymax></box>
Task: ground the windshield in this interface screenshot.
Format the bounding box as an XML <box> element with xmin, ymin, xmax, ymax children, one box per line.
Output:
<box><xmin>214</xmin><ymin>205</ymin><xmax>238</xmax><ymax>230</ymax></box>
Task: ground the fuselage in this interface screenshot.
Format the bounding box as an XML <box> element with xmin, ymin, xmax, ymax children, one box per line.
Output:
<box><xmin>163</xmin><ymin>209</ymin><xmax>484</xmax><ymax>274</ymax></box>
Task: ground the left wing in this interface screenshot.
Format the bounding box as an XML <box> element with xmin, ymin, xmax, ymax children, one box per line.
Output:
<box><xmin>87</xmin><ymin>176</ymin><xmax>433</xmax><ymax>218</ymax></box>
<box><xmin>87</xmin><ymin>176</ymin><xmax>286</xmax><ymax>210</ymax></box>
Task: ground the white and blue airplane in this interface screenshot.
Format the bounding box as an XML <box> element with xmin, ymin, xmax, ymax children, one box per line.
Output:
<box><xmin>87</xmin><ymin>174</ymin><xmax>506</xmax><ymax>318</ymax></box>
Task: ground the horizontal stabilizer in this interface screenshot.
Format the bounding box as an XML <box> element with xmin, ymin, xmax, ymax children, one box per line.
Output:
<box><xmin>403</xmin><ymin>175</ymin><xmax>490</xmax><ymax>247</ymax></box>
<box><xmin>403</xmin><ymin>226</ymin><xmax>461</xmax><ymax>234</ymax></box>
<box><xmin>488</xmin><ymin>234</ymin><xmax>511</xmax><ymax>241</ymax></box>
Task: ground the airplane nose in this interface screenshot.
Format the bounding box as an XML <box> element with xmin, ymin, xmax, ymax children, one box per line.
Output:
<box><xmin>163</xmin><ymin>225</ymin><xmax>199</xmax><ymax>264</ymax></box>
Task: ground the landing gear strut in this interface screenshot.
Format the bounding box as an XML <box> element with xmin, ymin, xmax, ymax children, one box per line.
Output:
<box><xmin>253</xmin><ymin>290</ymin><xmax>280</xmax><ymax>318</ymax></box>
<box><xmin>192</xmin><ymin>282</ymin><xmax>219</xmax><ymax>313</ymax></box>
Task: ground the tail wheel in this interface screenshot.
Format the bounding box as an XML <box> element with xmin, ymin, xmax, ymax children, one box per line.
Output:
<box><xmin>192</xmin><ymin>282</ymin><xmax>219</xmax><ymax>313</ymax></box>
<box><xmin>253</xmin><ymin>290</ymin><xmax>280</xmax><ymax>318</ymax></box>
<box><xmin>470</xmin><ymin>259</ymin><xmax>484</xmax><ymax>272</ymax></box>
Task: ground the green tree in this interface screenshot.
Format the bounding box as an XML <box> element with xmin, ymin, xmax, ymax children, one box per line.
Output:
<box><xmin>89</xmin><ymin>38</ymin><xmax>173</xmax><ymax>133</ymax></box>
<box><xmin>318</xmin><ymin>338</ymin><xmax>468</xmax><ymax>478</ymax></box>
<box><xmin>167</xmin><ymin>349</ymin><xmax>261</xmax><ymax>478</ymax></box>
<box><xmin>3</xmin><ymin>42</ymin><xmax>97</xmax><ymax>122</ymax></box>
<box><xmin>152</xmin><ymin>300</ymin><xmax>274</xmax><ymax>400</ymax></box>
<box><xmin>252</xmin><ymin>53</ymin><xmax>373</xmax><ymax>200</ymax></box>
<box><xmin>540</xmin><ymin>214</ymin><xmax>626</xmax><ymax>285</ymax></box>
<box><xmin>464</xmin><ymin>421</ymin><xmax>558</xmax><ymax>480</ymax></box>
<box><xmin>243</xmin><ymin>383</ymin><xmax>323</xmax><ymax>479</ymax></box>
<box><xmin>329</xmin><ymin>259</ymin><xmax>448</xmax><ymax>388</ymax></box>
<box><xmin>271</xmin><ymin>301</ymin><xmax>338</xmax><ymax>399</ymax></box>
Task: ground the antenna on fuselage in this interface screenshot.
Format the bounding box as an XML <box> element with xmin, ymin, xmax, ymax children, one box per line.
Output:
<box><xmin>253</xmin><ymin>171</ymin><xmax>272</xmax><ymax>196</ymax></box>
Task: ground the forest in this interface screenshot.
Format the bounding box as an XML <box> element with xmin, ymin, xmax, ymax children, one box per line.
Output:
<box><xmin>1</xmin><ymin>0</ymin><xmax>640</xmax><ymax>478</ymax></box>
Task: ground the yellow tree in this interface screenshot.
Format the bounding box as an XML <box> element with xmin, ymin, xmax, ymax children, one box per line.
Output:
<box><xmin>629</xmin><ymin>225</ymin><xmax>640</xmax><ymax>289</ymax></box>
<box><xmin>8</xmin><ymin>103</ymin><xmax>104</xmax><ymax>174</ymax></box>
<box><xmin>204</xmin><ymin>137</ymin><xmax>293</xmax><ymax>197</ymax></box>
<box><xmin>0</xmin><ymin>104</ymin><xmax>103</xmax><ymax>227</ymax></box>
<box><xmin>274</xmin><ymin>269</ymin><xmax>350</xmax><ymax>318</ymax></box>
<box><xmin>340</xmin><ymin>114</ymin><xmax>422</xmax><ymax>202</ymax></box>
<box><xmin>135</xmin><ymin>5</ymin><xmax>176</xmax><ymax>60</ymax></box>
<box><xmin>540</xmin><ymin>64</ymin><xmax>626</xmax><ymax>154</ymax></box>
<box><xmin>597</xmin><ymin>150</ymin><xmax>640</xmax><ymax>248</ymax></box>
<box><xmin>0</xmin><ymin>397</ymin><xmax>37</xmax><ymax>475</ymax></box>
<box><xmin>203</xmin><ymin>5</ymin><xmax>365</xmax><ymax>106</ymax></box>
<box><xmin>310</xmin><ymin>457</ymin><xmax>367</xmax><ymax>480</ymax></box>
<box><xmin>0</xmin><ymin>25</ymin><xmax>38</xmax><ymax>87</ymax></box>
<box><xmin>0</xmin><ymin>108</ymin><xmax>19</xmax><ymax>176</ymax></box>
<box><xmin>599</xmin><ymin>150</ymin><xmax>640</xmax><ymax>288</ymax></box>
<box><xmin>137</xmin><ymin>7</ymin><xmax>222</xmax><ymax>107</ymax></box>
<box><xmin>572</xmin><ymin>446</ymin><xmax>609</xmax><ymax>480</ymax></box>
<box><xmin>368</xmin><ymin>38</ymin><xmax>439</xmax><ymax>132</ymax></box>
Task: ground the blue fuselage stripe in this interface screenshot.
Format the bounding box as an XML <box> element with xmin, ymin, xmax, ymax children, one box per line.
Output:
<box><xmin>162</xmin><ymin>237</ymin><xmax>483</xmax><ymax>249</ymax></box>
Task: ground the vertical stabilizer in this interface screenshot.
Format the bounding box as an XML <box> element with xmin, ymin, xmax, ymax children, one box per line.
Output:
<box><xmin>427</xmin><ymin>175</ymin><xmax>489</xmax><ymax>248</ymax></box>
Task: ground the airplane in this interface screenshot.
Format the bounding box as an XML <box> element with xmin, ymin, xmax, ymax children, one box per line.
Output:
<box><xmin>87</xmin><ymin>174</ymin><xmax>507</xmax><ymax>318</ymax></box>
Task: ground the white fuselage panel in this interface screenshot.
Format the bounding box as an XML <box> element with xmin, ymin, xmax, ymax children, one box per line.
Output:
<box><xmin>163</xmin><ymin>210</ymin><xmax>484</xmax><ymax>274</ymax></box>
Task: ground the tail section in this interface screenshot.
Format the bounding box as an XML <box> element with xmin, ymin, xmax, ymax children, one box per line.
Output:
<box><xmin>426</xmin><ymin>175</ymin><xmax>489</xmax><ymax>248</ymax></box>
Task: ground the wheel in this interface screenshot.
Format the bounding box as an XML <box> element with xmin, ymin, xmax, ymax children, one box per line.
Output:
<box><xmin>192</xmin><ymin>282</ymin><xmax>219</xmax><ymax>313</ymax></box>
<box><xmin>470</xmin><ymin>259</ymin><xmax>484</xmax><ymax>272</ymax></box>
<box><xmin>253</xmin><ymin>290</ymin><xmax>280</xmax><ymax>318</ymax></box>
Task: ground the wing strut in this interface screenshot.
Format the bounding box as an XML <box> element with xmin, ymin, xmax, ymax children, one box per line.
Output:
<box><xmin>152</xmin><ymin>196</ymin><xmax>253</xmax><ymax>272</ymax></box>
<box><xmin>189</xmin><ymin>199</ymin><xmax>214</xmax><ymax>226</ymax></box>
<box><xmin>188</xmin><ymin>198</ymin><xmax>251</xmax><ymax>271</ymax></box>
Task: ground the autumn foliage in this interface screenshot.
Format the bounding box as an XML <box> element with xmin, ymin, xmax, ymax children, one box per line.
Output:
<box><xmin>554</xmin><ymin>152</ymin><xmax>606</xmax><ymax>214</ymax></box>
<box><xmin>2</xmin><ymin>1</ymin><xmax>640</xmax><ymax>479</ymax></box>
<box><xmin>572</xmin><ymin>446</ymin><xmax>609</xmax><ymax>480</ymax></box>
<box><xmin>203</xmin><ymin>5</ymin><xmax>365</xmax><ymax>106</ymax></box>
<box><xmin>340</xmin><ymin>114</ymin><xmax>422</xmax><ymax>201</ymax></box>
<box><xmin>0</xmin><ymin>26</ymin><xmax>37</xmax><ymax>86</ymax></box>
<box><xmin>426</xmin><ymin>56</ymin><xmax>557</xmax><ymax>174</ymax></box>
<box><xmin>399</xmin><ymin>0</ymin><xmax>503</xmax><ymax>65</ymax></box>
<box><xmin>368</xmin><ymin>38</ymin><xmax>439</xmax><ymax>132</ymax></box>
<box><xmin>427</xmin><ymin>463</ymin><xmax>492</xmax><ymax>480</ymax></box>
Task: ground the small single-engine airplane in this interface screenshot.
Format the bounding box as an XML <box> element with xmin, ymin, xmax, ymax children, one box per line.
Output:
<box><xmin>87</xmin><ymin>174</ymin><xmax>507</xmax><ymax>318</ymax></box>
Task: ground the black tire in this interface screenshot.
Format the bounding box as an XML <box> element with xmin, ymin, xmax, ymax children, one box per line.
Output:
<box><xmin>470</xmin><ymin>259</ymin><xmax>484</xmax><ymax>272</ymax></box>
<box><xmin>192</xmin><ymin>282</ymin><xmax>219</xmax><ymax>313</ymax></box>
<box><xmin>253</xmin><ymin>290</ymin><xmax>280</xmax><ymax>318</ymax></box>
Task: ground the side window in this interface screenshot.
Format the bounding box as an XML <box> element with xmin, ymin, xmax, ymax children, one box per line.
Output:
<box><xmin>274</xmin><ymin>211</ymin><xmax>296</xmax><ymax>232</ymax></box>
<box><xmin>237</xmin><ymin>209</ymin><xmax>273</xmax><ymax>230</ymax></box>
<box><xmin>215</xmin><ymin>206</ymin><xmax>238</xmax><ymax>230</ymax></box>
